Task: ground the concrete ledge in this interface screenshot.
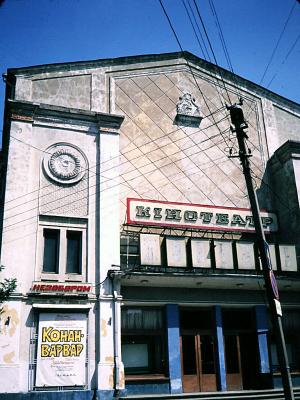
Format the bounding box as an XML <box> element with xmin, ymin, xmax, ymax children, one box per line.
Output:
<box><xmin>0</xmin><ymin>390</ymin><xmax>94</xmax><ymax>400</ymax></box>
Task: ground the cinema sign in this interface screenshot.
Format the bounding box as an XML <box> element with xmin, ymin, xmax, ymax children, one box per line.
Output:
<box><xmin>127</xmin><ymin>198</ymin><xmax>278</xmax><ymax>233</ymax></box>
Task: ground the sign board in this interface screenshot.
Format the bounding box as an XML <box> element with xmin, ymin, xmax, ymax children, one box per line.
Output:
<box><xmin>127</xmin><ymin>198</ymin><xmax>278</xmax><ymax>233</ymax></box>
<box><xmin>31</xmin><ymin>283</ymin><xmax>92</xmax><ymax>294</ymax></box>
<box><xmin>36</xmin><ymin>312</ymin><xmax>87</xmax><ymax>387</ymax></box>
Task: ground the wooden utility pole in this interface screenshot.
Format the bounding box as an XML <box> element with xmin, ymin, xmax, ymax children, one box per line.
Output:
<box><xmin>227</xmin><ymin>101</ymin><xmax>294</xmax><ymax>400</ymax></box>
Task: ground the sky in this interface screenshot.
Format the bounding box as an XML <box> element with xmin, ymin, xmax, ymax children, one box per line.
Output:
<box><xmin>0</xmin><ymin>0</ymin><xmax>299</xmax><ymax>144</ymax></box>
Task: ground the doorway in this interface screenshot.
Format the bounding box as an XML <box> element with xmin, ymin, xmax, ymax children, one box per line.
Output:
<box><xmin>181</xmin><ymin>331</ymin><xmax>217</xmax><ymax>392</ymax></box>
<box><xmin>224</xmin><ymin>334</ymin><xmax>242</xmax><ymax>390</ymax></box>
<box><xmin>223</xmin><ymin>307</ymin><xmax>259</xmax><ymax>391</ymax></box>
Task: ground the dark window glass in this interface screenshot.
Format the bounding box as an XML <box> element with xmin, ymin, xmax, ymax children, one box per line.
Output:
<box><xmin>122</xmin><ymin>335</ymin><xmax>163</xmax><ymax>374</ymax></box>
<box><xmin>43</xmin><ymin>229</ymin><xmax>59</xmax><ymax>273</ymax></box>
<box><xmin>225</xmin><ymin>335</ymin><xmax>240</xmax><ymax>373</ymax></box>
<box><xmin>182</xmin><ymin>335</ymin><xmax>197</xmax><ymax>374</ymax></box>
<box><xmin>180</xmin><ymin>309</ymin><xmax>213</xmax><ymax>330</ymax></box>
<box><xmin>66</xmin><ymin>230</ymin><xmax>82</xmax><ymax>274</ymax></box>
<box><xmin>121</xmin><ymin>308</ymin><xmax>165</xmax><ymax>375</ymax></box>
<box><xmin>201</xmin><ymin>335</ymin><xmax>215</xmax><ymax>374</ymax></box>
<box><xmin>122</xmin><ymin>308</ymin><xmax>162</xmax><ymax>330</ymax></box>
<box><xmin>223</xmin><ymin>309</ymin><xmax>253</xmax><ymax>330</ymax></box>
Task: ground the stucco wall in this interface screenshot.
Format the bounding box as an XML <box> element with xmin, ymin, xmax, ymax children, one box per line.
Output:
<box><xmin>113</xmin><ymin>68</ymin><xmax>266</xmax><ymax>222</ymax></box>
<box><xmin>274</xmin><ymin>106</ymin><xmax>300</xmax><ymax>146</ymax></box>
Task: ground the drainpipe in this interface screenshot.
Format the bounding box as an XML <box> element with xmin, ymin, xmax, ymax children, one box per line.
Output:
<box><xmin>108</xmin><ymin>269</ymin><xmax>124</xmax><ymax>394</ymax></box>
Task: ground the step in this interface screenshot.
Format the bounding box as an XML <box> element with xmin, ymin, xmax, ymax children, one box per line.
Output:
<box><xmin>120</xmin><ymin>387</ymin><xmax>300</xmax><ymax>400</ymax></box>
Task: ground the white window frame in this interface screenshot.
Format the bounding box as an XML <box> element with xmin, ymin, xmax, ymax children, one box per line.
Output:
<box><xmin>37</xmin><ymin>217</ymin><xmax>87</xmax><ymax>282</ymax></box>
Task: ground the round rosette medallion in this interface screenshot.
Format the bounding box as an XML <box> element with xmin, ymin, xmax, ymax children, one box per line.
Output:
<box><xmin>43</xmin><ymin>143</ymin><xmax>87</xmax><ymax>184</ymax></box>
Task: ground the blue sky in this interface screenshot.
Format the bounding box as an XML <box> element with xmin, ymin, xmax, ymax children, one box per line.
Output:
<box><xmin>0</xmin><ymin>0</ymin><xmax>299</xmax><ymax>143</ymax></box>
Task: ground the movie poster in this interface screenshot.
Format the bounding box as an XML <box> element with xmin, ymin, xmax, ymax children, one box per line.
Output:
<box><xmin>36</xmin><ymin>312</ymin><xmax>87</xmax><ymax>387</ymax></box>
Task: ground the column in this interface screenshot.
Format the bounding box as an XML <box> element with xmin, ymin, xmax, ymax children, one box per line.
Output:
<box><xmin>255</xmin><ymin>305</ymin><xmax>270</xmax><ymax>374</ymax></box>
<box><xmin>166</xmin><ymin>304</ymin><xmax>182</xmax><ymax>394</ymax></box>
<box><xmin>214</xmin><ymin>306</ymin><xmax>227</xmax><ymax>391</ymax></box>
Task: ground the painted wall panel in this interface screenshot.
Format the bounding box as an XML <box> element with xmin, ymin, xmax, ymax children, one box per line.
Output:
<box><xmin>236</xmin><ymin>242</ymin><xmax>256</xmax><ymax>270</ymax></box>
<box><xmin>140</xmin><ymin>234</ymin><xmax>161</xmax><ymax>265</ymax></box>
<box><xmin>191</xmin><ymin>239</ymin><xmax>211</xmax><ymax>268</ymax></box>
<box><xmin>279</xmin><ymin>245</ymin><xmax>297</xmax><ymax>271</ymax></box>
<box><xmin>214</xmin><ymin>241</ymin><xmax>233</xmax><ymax>269</ymax></box>
<box><xmin>166</xmin><ymin>238</ymin><xmax>187</xmax><ymax>267</ymax></box>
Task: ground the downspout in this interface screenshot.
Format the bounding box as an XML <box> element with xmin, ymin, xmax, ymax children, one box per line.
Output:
<box><xmin>108</xmin><ymin>269</ymin><xmax>124</xmax><ymax>395</ymax></box>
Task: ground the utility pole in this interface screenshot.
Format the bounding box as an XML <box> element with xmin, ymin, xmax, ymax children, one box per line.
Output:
<box><xmin>227</xmin><ymin>101</ymin><xmax>294</xmax><ymax>400</ymax></box>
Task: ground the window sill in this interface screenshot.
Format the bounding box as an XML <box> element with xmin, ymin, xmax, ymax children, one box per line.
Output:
<box><xmin>273</xmin><ymin>371</ymin><xmax>300</xmax><ymax>376</ymax></box>
<box><xmin>125</xmin><ymin>374</ymin><xmax>169</xmax><ymax>381</ymax></box>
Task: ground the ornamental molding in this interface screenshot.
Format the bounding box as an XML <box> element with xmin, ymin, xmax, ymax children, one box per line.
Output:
<box><xmin>43</xmin><ymin>143</ymin><xmax>87</xmax><ymax>185</ymax></box>
<box><xmin>177</xmin><ymin>93</ymin><xmax>200</xmax><ymax>117</ymax></box>
<box><xmin>8</xmin><ymin>99</ymin><xmax>124</xmax><ymax>131</ymax></box>
<box><xmin>175</xmin><ymin>93</ymin><xmax>202</xmax><ymax>127</ymax></box>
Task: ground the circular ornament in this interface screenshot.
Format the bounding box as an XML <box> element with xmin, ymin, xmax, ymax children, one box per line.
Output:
<box><xmin>43</xmin><ymin>143</ymin><xmax>87</xmax><ymax>184</ymax></box>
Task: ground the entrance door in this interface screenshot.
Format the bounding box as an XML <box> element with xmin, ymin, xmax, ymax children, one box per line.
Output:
<box><xmin>225</xmin><ymin>333</ymin><xmax>259</xmax><ymax>391</ymax></box>
<box><xmin>224</xmin><ymin>334</ymin><xmax>243</xmax><ymax>390</ymax></box>
<box><xmin>181</xmin><ymin>332</ymin><xmax>217</xmax><ymax>393</ymax></box>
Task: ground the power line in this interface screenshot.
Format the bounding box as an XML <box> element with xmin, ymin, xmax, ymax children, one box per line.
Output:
<box><xmin>191</xmin><ymin>0</ymin><xmax>232</xmax><ymax>103</ymax></box>
<box><xmin>182</xmin><ymin>0</ymin><xmax>210</xmax><ymax>61</ymax></box>
<box><xmin>267</xmin><ymin>32</ymin><xmax>300</xmax><ymax>88</ymax></box>
<box><xmin>158</xmin><ymin>0</ymin><xmax>245</xmax><ymax>183</ymax></box>
<box><xmin>4</xmin><ymin>110</ymin><xmax>228</xmax><ymax>214</ymax></box>
<box><xmin>208</xmin><ymin>0</ymin><xmax>233</xmax><ymax>74</ymax></box>
<box><xmin>182</xmin><ymin>0</ymin><xmax>230</xmax><ymax>109</ymax></box>
<box><xmin>158</xmin><ymin>0</ymin><xmax>233</xmax><ymax>113</ymax></box>
<box><xmin>0</xmin><ymin>105</ymin><xmax>226</xmax><ymax>208</ymax></box>
<box><xmin>260</xmin><ymin>1</ymin><xmax>297</xmax><ymax>85</ymax></box>
<box><xmin>3</xmin><ymin>126</ymin><xmax>232</xmax><ymax>226</ymax></box>
<box><xmin>207</xmin><ymin>0</ymin><xmax>242</xmax><ymax>99</ymax></box>
<box><xmin>2</xmin><ymin>134</ymin><xmax>234</xmax><ymax>235</ymax></box>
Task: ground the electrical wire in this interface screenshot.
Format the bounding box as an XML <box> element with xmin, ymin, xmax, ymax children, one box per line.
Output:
<box><xmin>207</xmin><ymin>0</ymin><xmax>242</xmax><ymax>99</ymax></box>
<box><xmin>260</xmin><ymin>1</ymin><xmax>297</xmax><ymax>85</ymax></box>
<box><xmin>191</xmin><ymin>0</ymin><xmax>232</xmax><ymax>103</ymax></box>
<box><xmin>2</xmin><ymin>133</ymin><xmax>235</xmax><ymax>235</ymax></box>
<box><xmin>4</xmin><ymin>110</ymin><xmax>228</xmax><ymax>215</ymax></box>
<box><xmin>4</xmin><ymin>121</ymin><xmax>232</xmax><ymax>225</ymax></box>
<box><xmin>0</xmin><ymin>104</ymin><xmax>227</xmax><ymax>209</ymax></box>
<box><xmin>158</xmin><ymin>0</ymin><xmax>233</xmax><ymax>128</ymax></box>
<box><xmin>182</xmin><ymin>0</ymin><xmax>230</xmax><ymax>109</ymax></box>
<box><xmin>158</xmin><ymin>0</ymin><xmax>248</xmax><ymax>188</ymax></box>
<box><xmin>3</xmin><ymin>128</ymin><xmax>233</xmax><ymax>230</ymax></box>
<box><xmin>185</xmin><ymin>0</ymin><xmax>211</xmax><ymax>62</ymax></box>
<box><xmin>266</xmin><ymin>32</ymin><xmax>300</xmax><ymax>89</ymax></box>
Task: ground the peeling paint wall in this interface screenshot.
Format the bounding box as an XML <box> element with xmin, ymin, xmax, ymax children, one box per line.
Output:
<box><xmin>32</xmin><ymin>75</ymin><xmax>92</xmax><ymax>110</ymax></box>
<box><xmin>0</xmin><ymin>302</ymin><xmax>21</xmax><ymax>365</ymax></box>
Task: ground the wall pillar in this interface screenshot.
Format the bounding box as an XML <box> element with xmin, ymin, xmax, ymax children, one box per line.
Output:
<box><xmin>166</xmin><ymin>304</ymin><xmax>182</xmax><ymax>394</ymax></box>
<box><xmin>255</xmin><ymin>305</ymin><xmax>270</xmax><ymax>374</ymax></box>
<box><xmin>214</xmin><ymin>306</ymin><xmax>227</xmax><ymax>391</ymax></box>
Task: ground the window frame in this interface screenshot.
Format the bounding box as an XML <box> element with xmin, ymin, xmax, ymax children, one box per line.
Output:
<box><xmin>37</xmin><ymin>217</ymin><xmax>87</xmax><ymax>282</ymax></box>
<box><xmin>121</xmin><ymin>307</ymin><xmax>167</xmax><ymax>377</ymax></box>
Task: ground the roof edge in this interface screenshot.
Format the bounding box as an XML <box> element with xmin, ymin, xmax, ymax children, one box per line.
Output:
<box><xmin>6</xmin><ymin>51</ymin><xmax>300</xmax><ymax>110</ymax></box>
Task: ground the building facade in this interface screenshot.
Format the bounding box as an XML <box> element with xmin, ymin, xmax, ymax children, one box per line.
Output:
<box><xmin>0</xmin><ymin>52</ymin><xmax>300</xmax><ymax>399</ymax></box>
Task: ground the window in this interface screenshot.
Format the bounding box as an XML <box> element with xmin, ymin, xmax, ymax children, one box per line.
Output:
<box><xmin>39</xmin><ymin>218</ymin><xmax>87</xmax><ymax>281</ymax></box>
<box><xmin>121</xmin><ymin>308</ymin><xmax>166</xmax><ymax>376</ymax></box>
<box><xmin>43</xmin><ymin>229</ymin><xmax>60</xmax><ymax>273</ymax></box>
<box><xmin>120</xmin><ymin>234</ymin><xmax>139</xmax><ymax>269</ymax></box>
<box><xmin>66</xmin><ymin>231</ymin><xmax>82</xmax><ymax>274</ymax></box>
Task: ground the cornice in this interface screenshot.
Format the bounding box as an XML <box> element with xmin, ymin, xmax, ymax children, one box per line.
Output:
<box><xmin>267</xmin><ymin>140</ymin><xmax>300</xmax><ymax>175</ymax></box>
<box><xmin>7</xmin><ymin>99</ymin><xmax>124</xmax><ymax>131</ymax></box>
<box><xmin>5</xmin><ymin>51</ymin><xmax>300</xmax><ymax>111</ymax></box>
